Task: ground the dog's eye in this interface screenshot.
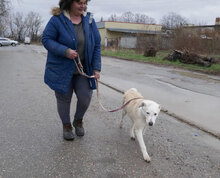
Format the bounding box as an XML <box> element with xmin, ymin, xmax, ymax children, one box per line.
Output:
<box><xmin>146</xmin><ymin>112</ymin><xmax>150</xmax><ymax>115</ymax></box>
<box><xmin>154</xmin><ymin>113</ymin><xmax>157</xmax><ymax>116</ymax></box>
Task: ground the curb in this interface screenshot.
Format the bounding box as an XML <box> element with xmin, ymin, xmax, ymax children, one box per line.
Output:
<box><xmin>99</xmin><ymin>80</ymin><xmax>220</xmax><ymax>140</ymax></box>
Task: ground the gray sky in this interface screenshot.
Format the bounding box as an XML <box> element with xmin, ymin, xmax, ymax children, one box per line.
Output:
<box><xmin>12</xmin><ymin>0</ymin><xmax>220</xmax><ymax>26</ymax></box>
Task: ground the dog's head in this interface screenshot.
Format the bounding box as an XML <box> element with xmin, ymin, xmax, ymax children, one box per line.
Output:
<box><xmin>139</xmin><ymin>100</ymin><xmax>161</xmax><ymax>126</ymax></box>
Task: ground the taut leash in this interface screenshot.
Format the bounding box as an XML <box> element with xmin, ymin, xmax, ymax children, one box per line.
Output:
<box><xmin>73</xmin><ymin>56</ymin><xmax>143</xmax><ymax>112</ymax></box>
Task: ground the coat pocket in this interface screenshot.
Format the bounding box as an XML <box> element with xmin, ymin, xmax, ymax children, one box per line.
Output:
<box><xmin>45</xmin><ymin>66</ymin><xmax>61</xmax><ymax>83</ymax></box>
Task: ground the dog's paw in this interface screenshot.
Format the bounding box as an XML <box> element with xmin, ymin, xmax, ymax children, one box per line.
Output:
<box><xmin>144</xmin><ymin>155</ymin><xmax>151</xmax><ymax>163</ymax></box>
<box><xmin>130</xmin><ymin>136</ymin><xmax>135</xmax><ymax>140</ymax></box>
<box><xmin>145</xmin><ymin>159</ymin><xmax>151</xmax><ymax>163</ymax></box>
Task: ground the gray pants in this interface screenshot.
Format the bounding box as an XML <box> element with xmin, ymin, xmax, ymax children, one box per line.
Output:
<box><xmin>55</xmin><ymin>75</ymin><xmax>93</xmax><ymax>124</ymax></box>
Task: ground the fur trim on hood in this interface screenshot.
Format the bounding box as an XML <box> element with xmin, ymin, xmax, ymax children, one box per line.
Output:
<box><xmin>51</xmin><ymin>7</ymin><xmax>61</xmax><ymax>16</ymax></box>
<box><xmin>51</xmin><ymin>7</ymin><xmax>88</xmax><ymax>17</ymax></box>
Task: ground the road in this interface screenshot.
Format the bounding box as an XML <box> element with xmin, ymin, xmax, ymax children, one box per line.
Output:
<box><xmin>0</xmin><ymin>45</ymin><xmax>220</xmax><ymax>178</ymax></box>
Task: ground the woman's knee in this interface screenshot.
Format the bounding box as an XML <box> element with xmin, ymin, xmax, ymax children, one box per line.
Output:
<box><xmin>77</xmin><ymin>91</ymin><xmax>92</xmax><ymax>105</ymax></box>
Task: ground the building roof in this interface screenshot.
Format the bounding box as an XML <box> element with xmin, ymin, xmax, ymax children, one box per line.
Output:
<box><xmin>106</xmin><ymin>28</ymin><xmax>161</xmax><ymax>35</ymax></box>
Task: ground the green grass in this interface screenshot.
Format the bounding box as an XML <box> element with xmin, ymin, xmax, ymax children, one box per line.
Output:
<box><xmin>102</xmin><ymin>49</ymin><xmax>220</xmax><ymax>75</ymax></box>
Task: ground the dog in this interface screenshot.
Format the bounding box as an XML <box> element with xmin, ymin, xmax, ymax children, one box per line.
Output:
<box><xmin>120</xmin><ymin>88</ymin><xmax>161</xmax><ymax>162</ymax></box>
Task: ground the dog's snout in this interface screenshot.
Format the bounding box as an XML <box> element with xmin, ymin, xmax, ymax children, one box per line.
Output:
<box><xmin>149</xmin><ymin>122</ymin><xmax>153</xmax><ymax>126</ymax></box>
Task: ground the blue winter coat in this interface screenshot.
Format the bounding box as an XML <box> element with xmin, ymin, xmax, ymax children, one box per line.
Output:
<box><xmin>42</xmin><ymin>11</ymin><xmax>101</xmax><ymax>94</ymax></box>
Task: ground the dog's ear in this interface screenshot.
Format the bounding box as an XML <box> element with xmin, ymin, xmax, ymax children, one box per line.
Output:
<box><xmin>139</xmin><ymin>102</ymin><xmax>145</xmax><ymax>108</ymax></box>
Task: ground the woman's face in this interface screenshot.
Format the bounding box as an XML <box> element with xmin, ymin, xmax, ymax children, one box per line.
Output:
<box><xmin>70</xmin><ymin>0</ymin><xmax>87</xmax><ymax>16</ymax></box>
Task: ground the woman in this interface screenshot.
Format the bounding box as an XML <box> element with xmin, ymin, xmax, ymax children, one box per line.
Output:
<box><xmin>42</xmin><ymin>0</ymin><xmax>101</xmax><ymax>141</ymax></box>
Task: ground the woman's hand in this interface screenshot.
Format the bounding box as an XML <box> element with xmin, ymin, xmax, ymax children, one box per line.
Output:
<box><xmin>93</xmin><ymin>70</ymin><xmax>100</xmax><ymax>80</ymax></box>
<box><xmin>66</xmin><ymin>49</ymin><xmax>78</xmax><ymax>60</ymax></box>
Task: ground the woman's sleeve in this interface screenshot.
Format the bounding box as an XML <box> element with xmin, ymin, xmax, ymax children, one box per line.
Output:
<box><xmin>42</xmin><ymin>16</ymin><xmax>68</xmax><ymax>57</ymax></box>
<box><xmin>91</xmin><ymin>19</ymin><xmax>101</xmax><ymax>72</ymax></box>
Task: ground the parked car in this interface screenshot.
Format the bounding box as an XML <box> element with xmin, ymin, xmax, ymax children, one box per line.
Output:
<box><xmin>0</xmin><ymin>37</ymin><xmax>19</xmax><ymax>47</ymax></box>
<box><xmin>24</xmin><ymin>37</ymin><xmax>31</xmax><ymax>45</ymax></box>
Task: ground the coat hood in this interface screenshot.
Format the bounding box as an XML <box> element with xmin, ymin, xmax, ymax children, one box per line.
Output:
<box><xmin>51</xmin><ymin>7</ymin><xmax>88</xmax><ymax>18</ymax></box>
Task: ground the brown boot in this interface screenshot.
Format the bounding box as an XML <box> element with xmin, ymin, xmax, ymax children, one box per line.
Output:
<box><xmin>63</xmin><ymin>124</ymin><xmax>75</xmax><ymax>141</ymax></box>
<box><xmin>73</xmin><ymin>119</ymin><xmax>84</xmax><ymax>137</ymax></box>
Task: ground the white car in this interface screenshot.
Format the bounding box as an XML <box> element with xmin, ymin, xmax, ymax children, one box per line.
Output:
<box><xmin>0</xmin><ymin>37</ymin><xmax>19</xmax><ymax>47</ymax></box>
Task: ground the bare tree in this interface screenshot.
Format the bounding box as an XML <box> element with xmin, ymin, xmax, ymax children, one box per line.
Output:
<box><xmin>7</xmin><ymin>11</ymin><xmax>43</xmax><ymax>41</ymax></box>
<box><xmin>108</xmin><ymin>13</ymin><xmax>119</xmax><ymax>22</ymax></box>
<box><xmin>8</xmin><ymin>14</ymin><xmax>16</xmax><ymax>37</ymax></box>
<box><xmin>1</xmin><ymin>1</ymin><xmax>44</xmax><ymax>40</ymax></box>
<box><xmin>121</xmin><ymin>11</ymin><xmax>134</xmax><ymax>23</ymax></box>
<box><xmin>0</xmin><ymin>0</ymin><xmax>10</xmax><ymax>16</ymax></box>
<box><xmin>24</xmin><ymin>12</ymin><xmax>43</xmax><ymax>41</ymax></box>
<box><xmin>13</xmin><ymin>12</ymin><xmax>26</xmax><ymax>41</ymax></box>
<box><xmin>0</xmin><ymin>0</ymin><xmax>10</xmax><ymax>36</ymax></box>
<box><xmin>107</xmin><ymin>11</ymin><xmax>156</xmax><ymax>24</ymax></box>
<box><xmin>160</xmin><ymin>12</ymin><xmax>188</xmax><ymax>29</ymax></box>
<box><xmin>134</xmin><ymin>13</ymin><xmax>156</xmax><ymax>24</ymax></box>
<box><xmin>32</xmin><ymin>13</ymin><xmax>43</xmax><ymax>41</ymax></box>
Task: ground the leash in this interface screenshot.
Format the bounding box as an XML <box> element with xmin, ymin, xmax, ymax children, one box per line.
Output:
<box><xmin>73</xmin><ymin>56</ymin><xmax>143</xmax><ymax>112</ymax></box>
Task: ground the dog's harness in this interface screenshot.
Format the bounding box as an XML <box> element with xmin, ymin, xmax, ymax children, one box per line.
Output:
<box><xmin>74</xmin><ymin>56</ymin><xmax>143</xmax><ymax>112</ymax></box>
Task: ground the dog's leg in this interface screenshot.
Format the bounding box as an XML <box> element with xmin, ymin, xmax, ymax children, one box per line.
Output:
<box><xmin>120</xmin><ymin>109</ymin><xmax>126</xmax><ymax>128</ymax></box>
<box><xmin>142</xmin><ymin>125</ymin><xmax>147</xmax><ymax>135</ymax></box>
<box><xmin>130</xmin><ymin>123</ymin><xmax>135</xmax><ymax>140</ymax></box>
<box><xmin>135</xmin><ymin>129</ymin><xmax>151</xmax><ymax>162</ymax></box>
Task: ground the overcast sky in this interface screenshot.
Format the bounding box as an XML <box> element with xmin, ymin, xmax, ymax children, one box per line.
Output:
<box><xmin>12</xmin><ymin>0</ymin><xmax>220</xmax><ymax>27</ymax></box>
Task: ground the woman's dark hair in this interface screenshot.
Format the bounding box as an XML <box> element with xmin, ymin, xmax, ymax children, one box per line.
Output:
<box><xmin>59</xmin><ymin>0</ymin><xmax>90</xmax><ymax>12</ymax></box>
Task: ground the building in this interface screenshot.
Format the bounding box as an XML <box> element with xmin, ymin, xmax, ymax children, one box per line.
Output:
<box><xmin>96</xmin><ymin>21</ymin><xmax>162</xmax><ymax>48</ymax></box>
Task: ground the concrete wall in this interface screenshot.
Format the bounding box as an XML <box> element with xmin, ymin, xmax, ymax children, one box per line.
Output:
<box><xmin>98</xmin><ymin>28</ymin><xmax>106</xmax><ymax>45</ymax></box>
<box><xmin>99</xmin><ymin>28</ymin><xmax>123</xmax><ymax>46</ymax></box>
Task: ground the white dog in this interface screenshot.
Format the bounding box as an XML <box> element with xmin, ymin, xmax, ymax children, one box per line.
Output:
<box><xmin>120</xmin><ymin>88</ymin><xmax>161</xmax><ymax>162</ymax></box>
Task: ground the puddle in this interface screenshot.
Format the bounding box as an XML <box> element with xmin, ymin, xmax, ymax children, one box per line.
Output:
<box><xmin>171</xmin><ymin>70</ymin><xmax>220</xmax><ymax>84</ymax></box>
